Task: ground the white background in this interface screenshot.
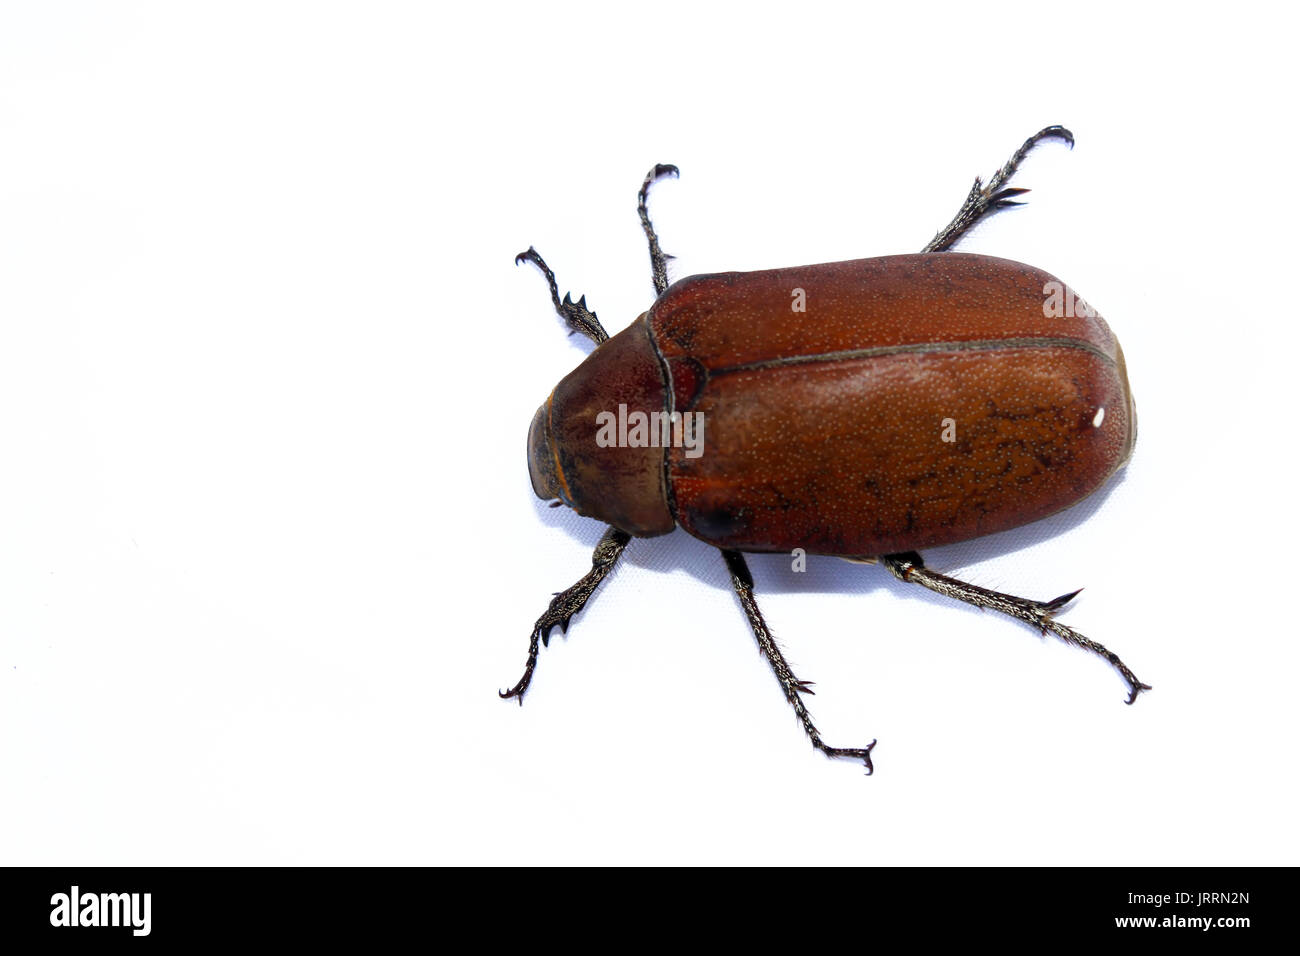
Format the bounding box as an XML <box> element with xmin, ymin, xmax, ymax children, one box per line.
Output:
<box><xmin>2</xmin><ymin>2</ymin><xmax>1296</xmax><ymax>865</ymax></box>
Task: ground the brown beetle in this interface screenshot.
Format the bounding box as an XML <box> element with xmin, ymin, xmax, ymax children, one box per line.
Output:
<box><xmin>505</xmin><ymin>128</ymin><xmax>1148</xmax><ymax>772</ymax></box>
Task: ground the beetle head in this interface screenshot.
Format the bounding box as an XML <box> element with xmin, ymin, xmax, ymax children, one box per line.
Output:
<box><xmin>527</xmin><ymin>399</ymin><xmax>567</xmax><ymax>505</ymax></box>
<box><xmin>526</xmin><ymin>316</ymin><xmax>676</xmax><ymax>537</ymax></box>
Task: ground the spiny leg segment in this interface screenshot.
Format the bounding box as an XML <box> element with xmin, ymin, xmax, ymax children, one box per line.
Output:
<box><xmin>923</xmin><ymin>125</ymin><xmax>1074</xmax><ymax>253</ymax></box>
<box><xmin>722</xmin><ymin>549</ymin><xmax>877</xmax><ymax>772</ymax></box>
<box><xmin>500</xmin><ymin>527</ymin><xmax>632</xmax><ymax>703</ymax></box>
<box><xmin>880</xmin><ymin>552</ymin><xmax>1151</xmax><ymax>704</ymax></box>
<box><xmin>514</xmin><ymin>246</ymin><xmax>609</xmax><ymax>346</ymax></box>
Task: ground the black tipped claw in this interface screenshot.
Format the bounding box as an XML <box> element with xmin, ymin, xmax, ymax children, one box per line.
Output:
<box><xmin>1038</xmin><ymin>125</ymin><xmax>1075</xmax><ymax>149</ymax></box>
<box><xmin>514</xmin><ymin>246</ymin><xmax>539</xmax><ymax>267</ymax></box>
<box><xmin>1125</xmin><ymin>682</ymin><xmax>1153</xmax><ymax>706</ymax></box>
<box><xmin>862</xmin><ymin>739</ymin><xmax>878</xmax><ymax>775</ymax></box>
<box><xmin>639</xmin><ymin>164</ymin><xmax>680</xmax><ymax>204</ymax></box>
<box><xmin>825</xmin><ymin>739</ymin><xmax>877</xmax><ymax>774</ymax></box>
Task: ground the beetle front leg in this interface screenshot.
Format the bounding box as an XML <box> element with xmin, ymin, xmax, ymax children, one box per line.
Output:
<box><xmin>514</xmin><ymin>246</ymin><xmax>610</xmax><ymax>346</ymax></box>
<box><xmin>722</xmin><ymin>549</ymin><xmax>877</xmax><ymax>772</ymax></box>
<box><xmin>880</xmin><ymin>551</ymin><xmax>1151</xmax><ymax>704</ymax></box>
<box><xmin>922</xmin><ymin>125</ymin><xmax>1074</xmax><ymax>253</ymax></box>
<box><xmin>637</xmin><ymin>163</ymin><xmax>679</xmax><ymax>296</ymax></box>
<box><xmin>500</xmin><ymin>526</ymin><xmax>631</xmax><ymax>703</ymax></box>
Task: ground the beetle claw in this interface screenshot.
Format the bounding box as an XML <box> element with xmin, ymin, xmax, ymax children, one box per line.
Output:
<box><xmin>1125</xmin><ymin>682</ymin><xmax>1153</xmax><ymax>705</ymax></box>
<box><xmin>1043</xmin><ymin>125</ymin><xmax>1075</xmax><ymax>149</ymax></box>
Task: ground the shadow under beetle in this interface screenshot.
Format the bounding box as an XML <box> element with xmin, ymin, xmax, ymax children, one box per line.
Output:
<box><xmin>503</xmin><ymin>127</ymin><xmax>1149</xmax><ymax>773</ymax></box>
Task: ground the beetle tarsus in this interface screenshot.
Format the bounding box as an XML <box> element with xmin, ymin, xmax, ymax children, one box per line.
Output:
<box><xmin>722</xmin><ymin>549</ymin><xmax>879</xmax><ymax>772</ymax></box>
<box><xmin>500</xmin><ymin>526</ymin><xmax>631</xmax><ymax>704</ymax></box>
<box><xmin>881</xmin><ymin>553</ymin><xmax>1150</xmax><ymax>710</ymax></box>
<box><xmin>515</xmin><ymin>245</ymin><xmax>610</xmax><ymax>345</ymax></box>
<box><xmin>818</xmin><ymin>740</ymin><xmax>877</xmax><ymax>775</ymax></box>
<box><xmin>923</xmin><ymin>125</ymin><xmax>1074</xmax><ymax>253</ymax></box>
<box><xmin>637</xmin><ymin>163</ymin><xmax>679</xmax><ymax>296</ymax></box>
<box><xmin>1037</xmin><ymin>125</ymin><xmax>1075</xmax><ymax>149</ymax></box>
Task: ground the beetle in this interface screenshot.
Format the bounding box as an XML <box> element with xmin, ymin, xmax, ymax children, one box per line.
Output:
<box><xmin>503</xmin><ymin>127</ymin><xmax>1148</xmax><ymax>772</ymax></box>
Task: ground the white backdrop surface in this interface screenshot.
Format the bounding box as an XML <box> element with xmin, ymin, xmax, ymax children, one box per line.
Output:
<box><xmin>1</xmin><ymin>2</ymin><xmax>1294</xmax><ymax>865</ymax></box>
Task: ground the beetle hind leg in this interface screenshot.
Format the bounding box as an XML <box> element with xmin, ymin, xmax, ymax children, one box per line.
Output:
<box><xmin>922</xmin><ymin>125</ymin><xmax>1074</xmax><ymax>253</ymax></box>
<box><xmin>880</xmin><ymin>551</ymin><xmax>1151</xmax><ymax>704</ymax></box>
<box><xmin>500</xmin><ymin>526</ymin><xmax>631</xmax><ymax>703</ymax></box>
<box><xmin>514</xmin><ymin>246</ymin><xmax>610</xmax><ymax>346</ymax></box>
<box><xmin>722</xmin><ymin>549</ymin><xmax>877</xmax><ymax>772</ymax></box>
<box><xmin>637</xmin><ymin>163</ymin><xmax>679</xmax><ymax>296</ymax></box>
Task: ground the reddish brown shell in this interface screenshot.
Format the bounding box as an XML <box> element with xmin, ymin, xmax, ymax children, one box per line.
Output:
<box><xmin>531</xmin><ymin>318</ymin><xmax>675</xmax><ymax>537</ymax></box>
<box><xmin>644</xmin><ymin>253</ymin><xmax>1134</xmax><ymax>555</ymax></box>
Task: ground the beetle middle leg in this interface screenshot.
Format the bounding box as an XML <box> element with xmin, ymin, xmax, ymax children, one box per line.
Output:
<box><xmin>500</xmin><ymin>527</ymin><xmax>632</xmax><ymax>703</ymax></box>
<box><xmin>514</xmin><ymin>246</ymin><xmax>609</xmax><ymax>345</ymax></box>
<box><xmin>923</xmin><ymin>125</ymin><xmax>1075</xmax><ymax>253</ymax></box>
<box><xmin>722</xmin><ymin>549</ymin><xmax>877</xmax><ymax>772</ymax></box>
<box><xmin>880</xmin><ymin>551</ymin><xmax>1151</xmax><ymax>704</ymax></box>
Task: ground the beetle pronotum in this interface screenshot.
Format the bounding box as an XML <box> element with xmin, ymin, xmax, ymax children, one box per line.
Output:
<box><xmin>504</xmin><ymin>127</ymin><xmax>1148</xmax><ymax>772</ymax></box>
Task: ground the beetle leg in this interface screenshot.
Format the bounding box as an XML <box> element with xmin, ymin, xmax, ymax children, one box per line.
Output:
<box><xmin>722</xmin><ymin>549</ymin><xmax>877</xmax><ymax>772</ymax></box>
<box><xmin>514</xmin><ymin>246</ymin><xmax>609</xmax><ymax>346</ymax></box>
<box><xmin>500</xmin><ymin>526</ymin><xmax>631</xmax><ymax>703</ymax></box>
<box><xmin>922</xmin><ymin>126</ymin><xmax>1074</xmax><ymax>253</ymax></box>
<box><xmin>880</xmin><ymin>551</ymin><xmax>1152</xmax><ymax>705</ymax></box>
<box><xmin>637</xmin><ymin>163</ymin><xmax>679</xmax><ymax>296</ymax></box>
